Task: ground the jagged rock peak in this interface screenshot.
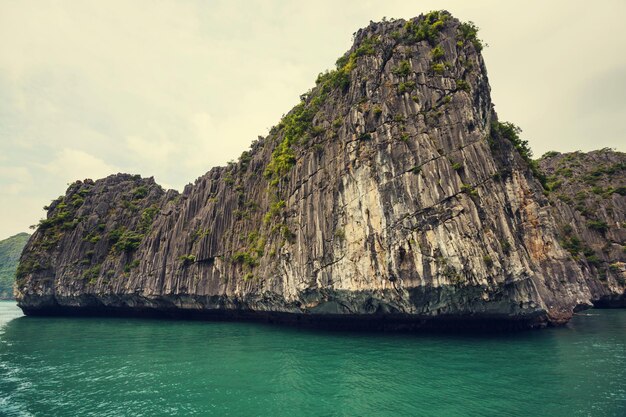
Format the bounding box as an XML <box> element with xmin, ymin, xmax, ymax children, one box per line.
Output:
<box><xmin>15</xmin><ymin>11</ymin><xmax>624</xmax><ymax>330</ymax></box>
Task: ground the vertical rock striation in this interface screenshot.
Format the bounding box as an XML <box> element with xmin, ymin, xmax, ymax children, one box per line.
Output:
<box><xmin>539</xmin><ymin>149</ymin><xmax>626</xmax><ymax>307</ymax></box>
<box><xmin>16</xmin><ymin>11</ymin><xmax>620</xmax><ymax>329</ymax></box>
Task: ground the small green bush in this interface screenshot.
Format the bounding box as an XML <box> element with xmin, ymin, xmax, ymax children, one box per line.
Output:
<box><xmin>461</xmin><ymin>184</ymin><xmax>478</xmax><ymax>197</ymax></box>
<box><xmin>83</xmin><ymin>232</ymin><xmax>101</xmax><ymax>244</ymax></box>
<box><xmin>541</xmin><ymin>151</ymin><xmax>559</xmax><ymax>159</ymax></box>
<box><xmin>109</xmin><ymin>228</ymin><xmax>144</xmax><ymax>253</ymax></box>
<box><xmin>71</xmin><ymin>196</ymin><xmax>85</xmax><ymax>207</ymax></box>
<box><xmin>392</xmin><ymin>60</ymin><xmax>412</xmax><ymax>77</ymax></box>
<box><xmin>489</xmin><ymin>121</ymin><xmax>548</xmax><ymax>189</ymax></box>
<box><xmin>556</xmin><ymin>194</ymin><xmax>571</xmax><ymax>203</ymax></box>
<box><xmin>398</xmin><ymin>81</ymin><xmax>416</xmax><ymax>94</ymax></box>
<box><xmin>456</xmin><ymin>79</ymin><xmax>470</xmax><ymax>92</ymax></box>
<box><xmin>232</xmin><ymin>252</ymin><xmax>258</xmax><ymax>268</ymax></box>
<box><xmin>561</xmin><ymin>236</ymin><xmax>582</xmax><ymax>257</ymax></box>
<box><xmin>591</xmin><ymin>186</ymin><xmax>604</xmax><ymax>195</ymax></box>
<box><xmin>139</xmin><ymin>205</ymin><xmax>159</xmax><ymax>232</ymax></box>
<box><xmin>431</xmin><ymin>45</ymin><xmax>445</xmax><ymax>61</ymax></box>
<box><xmin>586</xmin><ymin>254</ymin><xmax>601</xmax><ymax>267</ymax></box>
<box><xmin>280</xmin><ymin>225</ymin><xmax>295</xmax><ymax>242</ymax></box>
<box><xmin>179</xmin><ymin>254</ymin><xmax>196</xmax><ymax>266</ymax></box>
<box><xmin>402</xmin><ymin>11</ymin><xmax>450</xmax><ymax>46</ymax></box>
<box><xmin>353</xmin><ymin>35</ymin><xmax>380</xmax><ymax>58</ymax></box>
<box><xmin>264</xmin><ymin>139</ymin><xmax>297</xmax><ymax>186</ymax></box>
<box><xmin>192</xmin><ymin>228</ymin><xmax>211</xmax><ymax>242</ymax></box>
<box><xmin>432</xmin><ymin>62</ymin><xmax>446</xmax><ymax>75</ymax></box>
<box><xmin>38</xmin><ymin>205</ymin><xmax>73</xmax><ymax>230</ymax></box>
<box><xmin>500</xmin><ymin>239</ymin><xmax>512</xmax><ymax>254</ymax></box>
<box><xmin>82</xmin><ymin>265</ymin><xmax>101</xmax><ymax>281</ymax></box>
<box><xmin>124</xmin><ymin>259</ymin><xmax>141</xmax><ymax>273</ymax></box>
<box><xmin>16</xmin><ymin>258</ymin><xmax>44</xmax><ymax>280</ymax></box>
<box><xmin>132</xmin><ymin>186</ymin><xmax>148</xmax><ymax>200</ymax></box>
<box><xmin>545</xmin><ymin>178</ymin><xmax>562</xmax><ymax>192</ymax></box>
<box><xmin>587</xmin><ymin>220</ymin><xmax>608</xmax><ymax>233</ymax></box>
<box><xmin>457</xmin><ymin>21</ymin><xmax>484</xmax><ymax>51</ymax></box>
<box><xmin>263</xmin><ymin>200</ymin><xmax>286</xmax><ymax>225</ymax></box>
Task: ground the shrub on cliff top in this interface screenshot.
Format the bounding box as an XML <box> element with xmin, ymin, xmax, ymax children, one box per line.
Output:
<box><xmin>132</xmin><ymin>186</ymin><xmax>148</xmax><ymax>200</ymax></box>
<box><xmin>266</xmin><ymin>34</ymin><xmax>380</xmax><ymax>186</ymax></box>
<box><xmin>403</xmin><ymin>10</ymin><xmax>450</xmax><ymax>46</ymax></box>
<box><xmin>317</xmin><ymin>34</ymin><xmax>379</xmax><ymax>95</ymax></box>
<box><xmin>457</xmin><ymin>21</ymin><xmax>484</xmax><ymax>51</ymax></box>
<box><xmin>490</xmin><ymin>121</ymin><xmax>548</xmax><ymax>189</ymax></box>
<box><xmin>491</xmin><ymin>122</ymin><xmax>531</xmax><ymax>159</ymax></box>
<box><xmin>541</xmin><ymin>151</ymin><xmax>560</xmax><ymax>159</ymax></box>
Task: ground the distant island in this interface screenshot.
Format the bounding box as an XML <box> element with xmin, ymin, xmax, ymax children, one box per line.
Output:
<box><xmin>0</xmin><ymin>232</ymin><xmax>30</xmax><ymax>299</ymax></box>
<box><xmin>14</xmin><ymin>11</ymin><xmax>626</xmax><ymax>330</ymax></box>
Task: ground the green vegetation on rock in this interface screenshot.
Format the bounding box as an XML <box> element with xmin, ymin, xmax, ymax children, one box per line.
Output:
<box><xmin>108</xmin><ymin>227</ymin><xmax>144</xmax><ymax>253</ymax></box>
<box><xmin>392</xmin><ymin>61</ymin><xmax>412</xmax><ymax>77</ymax></box>
<box><xmin>457</xmin><ymin>21</ymin><xmax>484</xmax><ymax>51</ymax></box>
<box><xmin>489</xmin><ymin>121</ymin><xmax>547</xmax><ymax>188</ymax></box>
<box><xmin>0</xmin><ymin>233</ymin><xmax>30</xmax><ymax>299</ymax></box>
<box><xmin>179</xmin><ymin>255</ymin><xmax>196</xmax><ymax>266</ymax></box>
<box><xmin>264</xmin><ymin>33</ymin><xmax>381</xmax><ymax>187</ymax></box>
<box><xmin>401</xmin><ymin>11</ymin><xmax>450</xmax><ymax>46</ymax></box>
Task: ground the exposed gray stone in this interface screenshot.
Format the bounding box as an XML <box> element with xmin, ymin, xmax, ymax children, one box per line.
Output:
<box><xmin>539</xmin><ymin>149</ymin><xmax>626</xmax><ymax>307</ymax></box>
<box><xmin>15</xmin><ymin>12</ymin><xmax>624</xmax><ymax>329</ymax></box>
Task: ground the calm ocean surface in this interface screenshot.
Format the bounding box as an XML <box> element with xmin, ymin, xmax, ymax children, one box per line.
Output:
<box><xmin>0</xmin><ymin>301</ymin><xmax>624</xmax><ymax>416</ymax></box>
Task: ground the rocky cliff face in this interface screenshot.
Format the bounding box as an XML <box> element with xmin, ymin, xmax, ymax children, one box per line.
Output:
<box><xmin>539</xmin><ymin>149</ymin><xmax>626</xmax><ymax>307</ymax></box>
<box><xmin>16</xmin><ymin>175</ymin><xmax>176</xmax><ymax>308</ymax></box>
<box><xmin>15</xmin><ymin>11</ymin><xmax>621</xmax><ymax>329</ymax></box>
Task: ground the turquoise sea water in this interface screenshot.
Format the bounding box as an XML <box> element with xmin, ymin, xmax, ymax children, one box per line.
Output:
<box><xmin>0</xmin><ymin>301</ymin><xmax>624</xmax><ymax>416</ymax></box>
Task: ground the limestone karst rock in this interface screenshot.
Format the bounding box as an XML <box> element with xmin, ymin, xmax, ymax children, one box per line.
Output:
<box><xmin>15</xmin><ymin>11</ymin><xmax>625</xmax><ymax>329</ymax></box>
<box><xmin>539</xmin><ymin>149</ymin><xmax>626</xmax><ymax>307</ymax></box>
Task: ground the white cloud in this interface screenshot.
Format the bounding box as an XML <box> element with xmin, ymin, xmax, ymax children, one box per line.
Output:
<box><xmin>126</xmin><ymin>133</ymin><xmax>178</xmax><ymax>164</ymax></box>
<box><xmin>0</xmin><ymin>166</ymin><xmax>33</xmax><ymax>195</ymax></box>
<box><xmin>43</xmin><ymin>148</ymin><xmax>120</xmax><ymax>183</ymax></box>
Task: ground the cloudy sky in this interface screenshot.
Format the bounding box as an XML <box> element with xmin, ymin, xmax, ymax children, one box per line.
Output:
<box><xmin>1</xmin><ymin>0</ymin><xmax>625</xmax><ymax>239</ymax></box>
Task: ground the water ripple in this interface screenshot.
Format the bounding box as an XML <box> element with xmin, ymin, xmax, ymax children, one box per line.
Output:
<box><xmin>0</xmin><ymin>302</ymin><xmax>624</xmax><ymax>416</ymax></box>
